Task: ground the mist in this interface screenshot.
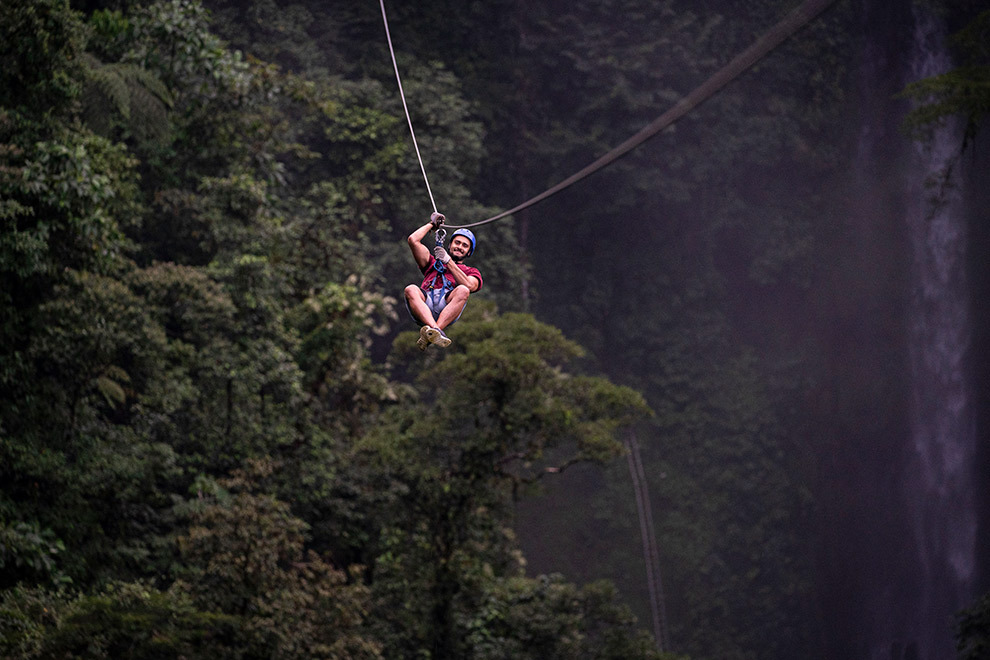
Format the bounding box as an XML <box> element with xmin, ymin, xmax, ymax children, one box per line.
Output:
<box><xmin>3</xmin><ymin>0</ymin><xmax>985</xmax><ymax>657</ymax></box>
<box><xmin>509</xmin><ymin>2</ymin><xmax>988</xmax><ymax>659</ymax></box>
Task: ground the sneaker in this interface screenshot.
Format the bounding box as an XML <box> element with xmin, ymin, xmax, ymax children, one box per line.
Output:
<box><xmin>425</xmin><ymin>326</ymin><xmax>452</xmax><ymax>348</ymax></box>
<box><xmin>417</xmin><ymin>325</ymin><xmax>431</xmax><ymax>351</ymax></box>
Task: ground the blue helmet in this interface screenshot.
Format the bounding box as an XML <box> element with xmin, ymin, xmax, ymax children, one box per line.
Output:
<box><xmin>450</xmin><ymin>228</ymin><xmax>476</xmax><ymax>257</ymax></box>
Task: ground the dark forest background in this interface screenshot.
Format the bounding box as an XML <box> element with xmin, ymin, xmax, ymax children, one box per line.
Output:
<box><xmin>2</xmin><ymin>0</ymin><xmax>988</xmax><ymax>658</ymax></box>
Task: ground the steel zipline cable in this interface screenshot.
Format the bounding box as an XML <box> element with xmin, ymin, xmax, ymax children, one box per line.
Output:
<box><xmin>379</xmin><ymin>0</ymin><xmax>438</xmax><ymax>213</ymax></box>
<box><xmin>380</xmin><ymin>0</ymin><xmax>838</xmax><ymax>230</ymax></box>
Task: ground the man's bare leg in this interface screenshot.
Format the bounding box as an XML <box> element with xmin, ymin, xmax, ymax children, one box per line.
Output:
<box><xmin>434</xmin><ymin>285</ymin><xmax>469</xmax><ymax>330</ymax></box>
<box><xmin>405</xmin><ymin>285</ymin><xmax>438</xmax><ymax>350</ymax></box>
<box><xmin>404</xmin><ymin>285</ymin><xmax>436</xmax><ymax>326</ymax></box>
<box><xmin>424</xmin><ymin>285</ymin><xmax>469</xmax><ymax>348</ymax></box>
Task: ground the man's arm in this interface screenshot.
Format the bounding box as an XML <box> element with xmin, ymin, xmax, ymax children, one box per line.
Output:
<box><xmin>407</xmin><ymin>221</ymin><xmax>436</xmax><ymax>270</ymax></box>
<box><xmin>446</xmin><ymin>261</ymin><xmax>480</xmax><ymax>292</ymax></box>
<box><xmin>433</xmin><ymin>246</ymin><xmax>481</xmax><ymax>292</ymax></box>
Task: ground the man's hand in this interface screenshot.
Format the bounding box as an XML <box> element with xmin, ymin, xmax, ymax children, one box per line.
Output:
<box><xmin>430</xmin><ymin>212</ymin><xmax>446</xmax><ymax>229</ymax></box>
<box><xmin>434</xmin><ymin>246</ymin><xmax>452</xmax><ymax>264</ymax></box>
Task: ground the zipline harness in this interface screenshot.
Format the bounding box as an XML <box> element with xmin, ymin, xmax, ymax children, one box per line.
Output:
<box><xmin>380</xmin><ymin>0</ymin><xmax>839</xmax><ymax>231</ymax></box>
<box><xmin>426</xmin><ymin>225</ymin><xmax>453</xmax><ymax>305</ymax></box>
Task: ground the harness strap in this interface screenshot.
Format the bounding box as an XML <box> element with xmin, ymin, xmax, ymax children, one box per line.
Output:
<box><xmin>424</xmin><ymin>263</ymin><xmax>455</xmax><ymax>295</ymax></box>
<box><xmin>424</xmin><ymin>226</ymin><xmax>454</xmax><ymax>295</ymax></box>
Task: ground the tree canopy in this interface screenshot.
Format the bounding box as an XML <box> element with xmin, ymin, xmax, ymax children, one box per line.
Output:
<box><xmin>3</xmin><ymin>0</ymin><xmax>988</xmax><ymax>659</ymax></box>
<box><xmin>0</xmin><ymin>1</ymin><xmax>673</xmax><ymax>657</ymax></box>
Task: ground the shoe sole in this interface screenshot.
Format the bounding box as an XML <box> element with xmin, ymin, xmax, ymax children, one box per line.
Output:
<box><xmin>417</xmin><ymin>326</ymin><xmax>431</xmax><ymax>351</ymax></box>
<box><xmin>424</xmin><ymin>327</ymin><xmax>451</xmax><ymax>348</ymax></box>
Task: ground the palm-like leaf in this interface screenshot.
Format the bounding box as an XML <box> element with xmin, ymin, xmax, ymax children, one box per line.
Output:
<box><xmin>80</xmin><ymin>52</ymin><xmax>174</xmax><ymax>141</ymax></box>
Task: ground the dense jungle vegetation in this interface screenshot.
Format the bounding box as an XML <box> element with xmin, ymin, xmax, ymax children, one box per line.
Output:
<box><xmin>2</xmin><ymin>0</ymin><xmax>988</xmax><ymax>658</ymax></box>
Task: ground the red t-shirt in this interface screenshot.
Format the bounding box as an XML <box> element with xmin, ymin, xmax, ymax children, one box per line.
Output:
<box><xmin>420</xmin><ymin>256</ymin><xmax>483</xmax><ymax>292</ymax></box>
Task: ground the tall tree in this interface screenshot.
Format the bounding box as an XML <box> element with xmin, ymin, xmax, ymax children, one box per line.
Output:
<box><xmin>364</xmin><ymin>305</ymin><xmax>653</xmax><ymax>658</ymax></box>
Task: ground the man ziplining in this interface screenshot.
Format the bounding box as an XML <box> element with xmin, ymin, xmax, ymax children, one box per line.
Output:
<box><xmin>404</xmin><ymin>212</ymin><xmax>482</xmax><ymax>351</ymax></box>
<box><xmin>381</xmin><ymin>0</ymin><xmax>839</xmax><ymax>236</ymax></box>
<box><xmin>382</xmin><ymin>0</ymin><xmax>838</xmax><ymax>353</ymax></box>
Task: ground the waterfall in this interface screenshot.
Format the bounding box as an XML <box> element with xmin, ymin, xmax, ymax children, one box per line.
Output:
<box><xmin>900</xmin><ymin>8</ymin><xmax>977</xmax><ymax>660</ymax></box>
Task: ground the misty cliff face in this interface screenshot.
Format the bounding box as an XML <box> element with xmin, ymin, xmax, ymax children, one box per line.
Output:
<box><xmin>902</xmin><ymin>5</ymin><xmax>978</xmax><ymax>660</ymax></box>
<box><xmin>821</xmin><ymin>3</ymin><xmax>982</xmax><ymax>659</ymax></box>
<box><xmin>515</xmin><ymin>2</ymin><xmax>987</xmax><ymax>659</ymax></box>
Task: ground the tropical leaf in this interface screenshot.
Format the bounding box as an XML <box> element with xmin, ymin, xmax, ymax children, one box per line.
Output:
<box><xmin>95</xmin><ymin>365</ymin><xmax>130</xmax><ymax>407</ymax></box>
<box><xmin>79</xmin><ymin>52</ymin><xmax>173</xmax><ymax>141</ymax></box>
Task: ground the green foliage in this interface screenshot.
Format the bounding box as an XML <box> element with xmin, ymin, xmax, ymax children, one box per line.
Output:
<box><xmin>1</xmin><ymin>0</ymin><xmax>861</xmax><ymax>655</ymax></box>
<box><xmin>29</xmin><ymin>582</ymin><xmax>238</xmax><ymax>660</ymax></box>
<box><xmin>0</xmin><ymin>586</ymin><xmax>66</xmax><ymax>658</ymax></box>
<box><xmin>1</xmin><ymin>267</ymin><xmax>184</xmax><ymax>584</ymax></box>
<box><xmin>0</xmin><ymin>523</ymin><xmax>69</xmax><ymax>590</ymax></box>
<box><xmin>0</xmin><ymin>127</ymin><xmax>137</xmax><ymax>283</ymax></box>
<box><xmin>0</xmin><ymin>0</ymin><xmax>85</xmax><ymax>120</ymax></box>
<box><xmin>289</xmin><ymin>280</ymin><xmax>397</xmax><ymax>411</ymax></box>
<box><xmin>463</xmin><ymin>575</ymin><xmax>679</xmax><ymax>660</ymax></box>
<box><xmin>418</xmin><ymin>308</ymin><xmax>650</xmax><ymax>472</ymax></box>
<box><xmin>127</xmin><ymin>0</ymin><xmax>249</xmax><ymax>98</ymax></box>
<box><xmin>123</xmin><ymin>0</ymin><xmax>299</xmax><ymax>224</ymax></box>
<box><xmin>126</xmin><ymin>261</ymin><xmax>305</xmax><ymax>472</ymax></box>
<box><xmin>208</xmin><ymin>0</ymin><xmax>336</xmax><ymax>75</ymax></box>
<box><xmin>478</xmin><ymin>2</ymin><xmax>853</xmax><ymax>657</ymax></box>
<box><xmin>363</xmin><ymin>305</ymin><xmax>652</xmax><ymax>658</ymax></box>
<box><xmin>87</xmin><ymin>9</ymin><xmax>133</xmax><ymax>62</ymax></box>
<box><xmin>173</xmin><ymin>460</ymin><xmax>382</xmax><ymax>659</ymax></box>
<box><xmin>386</xmin><ymin>304</ymin><xmax>651</xmax><ymax>483</ymax></box>
<box><xmin>956</xmin><ymin>591</ymin><xmax>990</xmax><ymax>660</ymax></box>
<box><xmin>79</xmin><ymin>52</ymin><xmax>174</xmax><ymax>142</ymax></box>
<box><xmin>901</xmin><ymin>10</ymin><xmax>990</xmax><ymax>148</ymax></box>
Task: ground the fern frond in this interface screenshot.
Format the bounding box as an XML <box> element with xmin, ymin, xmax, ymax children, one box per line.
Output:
<box><xmin>94</xmin><ymin>365</ymin><xmax>130</xmax><ymax>408</ymax></box>
<box><xmin>128</xmin><ymin>66</ymin><xmax>174</xmax><ymax>109</ymax></box>
<box><xmin>95</xmin><ymin>375</ymin><xmax>126</xmax><ymax>407</ymax></box>
<box><xmin>79</xmin><ymin>52</ymin><xmax>174</xmax><ymax>142</ymax></box>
